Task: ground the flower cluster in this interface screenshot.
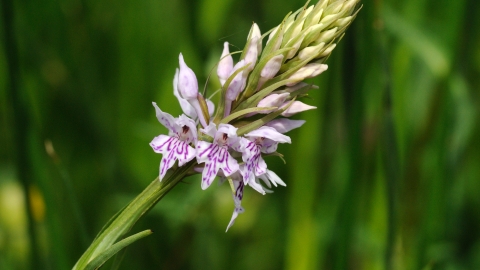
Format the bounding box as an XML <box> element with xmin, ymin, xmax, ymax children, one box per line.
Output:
<box><xmin>150</xmin><ymin>0</ymin><xmax>360</xmax><ymax>231</ymax></box>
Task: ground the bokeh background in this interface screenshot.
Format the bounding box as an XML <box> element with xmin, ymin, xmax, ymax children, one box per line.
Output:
<box><xmin>1</xmin><ymin>0</ymin><xmax>480</xmax><ymax>269</ymax></box>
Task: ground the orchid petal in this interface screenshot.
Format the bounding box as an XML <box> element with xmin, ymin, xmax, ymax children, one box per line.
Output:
<box><xmin>244</xmin><ymin>126</ymin><xmax>291</xmax><ymax>144</ymax></box>
<box><xmin>266</xmin><ymin>169</ymin><xmax>286</xmax><ymax>186</ymax></box>
<box><xmin>257</xmin><ymin>93</ymin><xmax>290</xmax><ymax>113</ymax></box>
<box><xmin>206</xmin><ymin>99</ymin><xmax>215</xmax><ymax>116</ymax></box>
<box><xmin>178</xmin><ymin>53</ymin><xmax>199</xmax><ymax>100</ymax></box>
<box><xmin>240</xmin><ymin>140</ymin><xmax>261</xmax><ymax>184</ymax></box>
<box><xmin>281</xmin><ymin>101</ymin><xmax>317</xmax><ymax>117</ymax></box>
<box><xmin>217</xmin><ymin>42</ymin><xmax>234</xmax><ymax>86</ymax></box>
<box><xmin>226</xmin><ymin>60</ymin><xmax>247</xmax><ymax>101</ymax></box>
<box><xmin>196</xmin><ymin>141</ymin><xmax>239</xmax><ymax>190</ymax></box>
<box><xmin>150</xmin><ymin>135</ymin><xmax>196</xmax><ymax>180</ymax></box>
<box><xmin>200</xmin><ymin>122</ymin><xmax>217</xmax><ymax>138</ymax></box>
<box><xmin>226</xmin><ymin>180</ymin><xmax>245</xmax><ymax>232</ymax></box>
<box><xmin>261</xmin><ymin>138</ymin><xmax>279</xmax><ymax>153</ymax></box>
<box><xmin>265</xmin><ymin>118</ymin><xmax>305</xmax><ymax>133</ymax></box>
<box><xmin>152</xmin><ymin>102</ymin><xmax>179</xmax><ymax>134</ymax></box>
<box><xmin>176</xmin><ymin>114</ymin><xmax>198</xmax><ymax>144</ymax></box>
<box><xmin>255</xmin><ymin>156</ymin><xmax>267</xmax><ymax>176</ymax></box>
<box><xmin>248</xmin><ymin>177</ymin><xmax>266</xmax><ymax>194</ymax></box>
<box><xmin>216</xmin><ymin>123</ymin><xmax>239</xmax><ymax>145</ymax></box>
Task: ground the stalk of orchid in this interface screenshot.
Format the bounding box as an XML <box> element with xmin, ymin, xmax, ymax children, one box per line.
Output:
<box><xmin>73</xmin><ymin>0</ymin><xmax>361</xmax><ymax>268</ymax></box>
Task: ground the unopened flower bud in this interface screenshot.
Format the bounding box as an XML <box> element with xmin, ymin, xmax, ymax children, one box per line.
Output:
<box><xmin>341</xmin><ymin>0</ymin><xmax>357</xmax><ymax>14</ymax></box>
<box><xmin>265</xmin><ymin>118</ymin><xmax>306</xmax><ymax>133</ymax></box>
<box><xmin>302</xmin><ymin>24</ymin><xmax>325</xmax><ymax>47</ymax></box>
<box><xmin>314</xmin><ymin>27</ymin><xmax>337</xmax><ymax>44</ymax></box>
<box><xmin>257</xmin><ymin>93</ymin><xmax>290</xmax><ymax>113</ymax></box>
<box><xmin>177</xmin><ymin>53</ymin><xmax>210</xmax><ymax>128</ymax></box>
<box><xmin>334</xmin><ymin>16</ymin><xmax>352</xmax><ymax>28</ymax></box>
<box><xmin>226</xmin><ymin>60</ymin><xmax>247</xmax><ymax>101</ymax></box>
<box><xmin>281</xmin><ymin>101</ymin><xmax>316</xmax><ymax>117</ymax></box>
<box><xmin>298</xmin><ymin>42</ymin><xmax>325</xmax><ymax>61</ymax></box>
<box><xmin>285</xmin><ymin>18</ymin><xmax>305</xmax><ymax>43</ymax></box>
<box><xmin>266</xmin><ymin>26</ymin><xmax>283</xmax><ymax>52</ymax></box>
<box><xmin>320</xmin><ymin>13</ymin><xmax>341</xmax><ymax>27</ymax></box>
<box><xmin>286</xmin><ymin>35</ymin><xmax>305</xmax><ymax>59</ymax></box>
<box><xmin>286</xmin><ymin>63</ymin><xmax>328</xmax><ymax>86</ymax></box>
<box><xmin>261</xmin><ymin>55</ymin><xmax>284</xmax><ymax>79</ymax></box>
<box><xmin>304</xmin><ymin>5</ymin><xmax>324</xmax><ymax>28</ymax></box>
<box><xmin>178</xmin><ymin>53</ymin><xmax>199</xmax><ymax>100</ymax></box>
<box><xmin>299</xmin><ymin>6</ymin><xmax>314</xmax><ymax>20</ymax></box>
<box><xmin>325</xmin><ymin>0</ymin><xmax>344</xmax><ymax>15</ymax></box>
<box><xmin>282</xmin><ymin>82</ymin><xmax>318</xmax><ymax>93</ymax></box>
<box><xmin>224</xmin><ymin>60</ymin><xmax>247</xmax><ymax>117</ymax></box>
<box><xmin>218</xmin><ymin>42</ymin><xmax>233</xmax><ymax>86</ymax></box>
<box><xmin>244</xmin><ymin>36</ymin><xmax>259</xmax><ymax>72</ymax></box>
<box><xmin>250</xmin><ymin>23</ymin><xmax>262</xmax><ymax>54</ymax></box>
<box><xmin>318</xmin><ymin>44</ymin><xmax>337</xmax><ymax>58</ymax></box>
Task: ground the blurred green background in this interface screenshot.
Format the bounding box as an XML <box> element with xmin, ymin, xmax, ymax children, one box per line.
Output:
<box><xmin>1</xmin><ymin>0</ymin><xmax>480</xmax><ymax>269</ymax></box>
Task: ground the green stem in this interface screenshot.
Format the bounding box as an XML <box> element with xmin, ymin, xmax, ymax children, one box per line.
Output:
<box><xmin>73</xmin><ymin>160</ymin><xmax>197</xmax><ymax>269</ymax></box>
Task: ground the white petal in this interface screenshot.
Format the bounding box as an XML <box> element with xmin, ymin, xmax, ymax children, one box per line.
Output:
<box><xmin>178</xmin><ymin>97</ymin><xmax>198</xmax><ymax>119</ymax></box>
<box><xmin>217</xmin><ymin>42</ymin><xmax>233</xmax><ymax>85</ymax></box>
<box><xmin>281</xmin><ymin>101</ymin><xmax>317</xmax><ymax>117</ymax></box>
<box><xmin>196</xmin><ymin>141</ymin><xmax>213</xmax><ymax>163</ymax></box>
<box><xmin>150</xmin><ymin>135</ymin><xmax>173</xmax><ymax>154</ymax></box>
<box><xmin>260</xmin><ymin>54</ymin><xmax>283</xmax><ymax>80</ymax></box>
<box><xmin>244</xmin><ymin>126</ymin><xmax>291</xmax><ymax>143</ymax></box>
<box><xmin>175</xmin><ymin>141</ymin><xmax>196</xmax><ymax>167</ymax></box>
<box><xmin>240</xmin><ymin>140</ymin><xmax>261</xmax><ymax>184</ymax></box>
<box><xmin>176</xmin><ymin>114</ymin><xmax>198</xmax><ymax>144</ymax></box>
<box><xmin>261</xmin><ymin>138</ymin><xmax>279</xmax><ymax>153</ymax></box>
<box><xmin>217</xmin><ymin>123</ymin><xmax>238</xmax><ymax>138</ymax></box>
<box><xmin>150</xmin><ymin>136</ymin><xmax>180</xmax><ymax>180</ymax></box>
<box><xmin>173</xmin><ymin>68</ymin><xmax>180</xmax><ymax>98</ymax></box>
<box><xmin>226</xmin><ymin>180</ymin><xmax>245</xmax><ymax>232</ymax></box>
<box><xmin>257</xmin><ymin>93</ymin><xmax>290</xmax><ymax>111</ymax></box>
<box><xmin>248</xmin><ymin>177</ymin><xmax>266</xmax><ymax>194</ymax></box>
<box><xmin>178</xmin><ymin>53</ymin><xmax>199</xmax><ymax>100</ymax></box>
<box><xmin>255</xmin><ymin>156</ymin><xmax>267</xmax><ymax>176</ymax></box>
<box><xmin>226</xmin><ymin>60</ymin><xmax>247</xmax><ymax>101</ymax></box>
<box><xmin>197</xmin><ymin>142</ymin><xmax>239</xmax><ymax>190</ymax></box>
<box><xmin>152</xmin><ymin>102</ymin><xmax>180</xmax><ymax>133</ymax></box>
<box><xmin>206</xmin><ymin>99</ymin><xmax>215</xmax><ymax>117</ymax></box>
<box><xmin>200</xmin><ymin>123</ymin><xmax>217</xmax><ymax>138</ymax></box>
<box><xmin>265</xmin><ymin>118</ymin><xmax>306</xmax><ymax>133</ymax></box>
<box><xmin>266</xmin><ymin>169</ymin><xmax>286</xmax><ymax>186</ymax></box>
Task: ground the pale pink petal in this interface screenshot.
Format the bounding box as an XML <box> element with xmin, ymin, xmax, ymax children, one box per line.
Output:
<box><xmin>265</xmin><ymin>118</ymin><xmax>305</xmax><ymax>133</ymax></box>
<box><xmin>281</xmin><ymin>101</ymin><xmax>317</xmax><ymax>117</ymax></box>
<box><xmin>150</xmin><ymin>136</ymin><xmax>195</xmax><ymax>180</ymax></box>
<box><xmin>226</xmin><ymin>180</ymin><xmax>245</xmax><ymax>232</ymax></box>
<box><xmin>200</xmin><ymin>123</ymin><xmax>217</xmax><ymax>138</ymax></box>
<box><xmin>178</xmin><ymin>53</ymin><xmax>199</xmax><ymax>100</ymax></box>
<box><xmin>196</xmin><ymin>141</ymin><xmax>239</xmax><ymax>190</ymax></box>
<box><xmin>240</xmin><ymin>140</ymin><xmax>261</xmax><ymax>184</ymax></box>
<box><xmin>261</xmin><ymin>138</ymin><xmax>279</xmax><ymax>153</ymax></box>
<box><xmin>152</xmin><ymin>102</ymin><xmax>179</xmax><ymax>133</ymax></box>
<box><xmin>255</xmin><ymin>156</ymin><xmax>267</xmax><ymax>177</ymax></box>
<box><xmin>244</xmin><ymin>126</ymin><xmax>291</xmax><ymax>143</ymax></box>
<box><xmin>217</xmin><ymin>42</ymin><xmax>234</xmax><ymax>86</ymax></box>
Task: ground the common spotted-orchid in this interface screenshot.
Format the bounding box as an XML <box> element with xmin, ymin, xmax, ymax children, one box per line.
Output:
<box><xmin>74</xmin><ymin>1</ymin><xmax>361</xmax><ymax>268</ymax></box>
<box><xmin>147</xmin><ymin>0</ymin><xmax>361</xmax><ymax>231</ymax></box>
